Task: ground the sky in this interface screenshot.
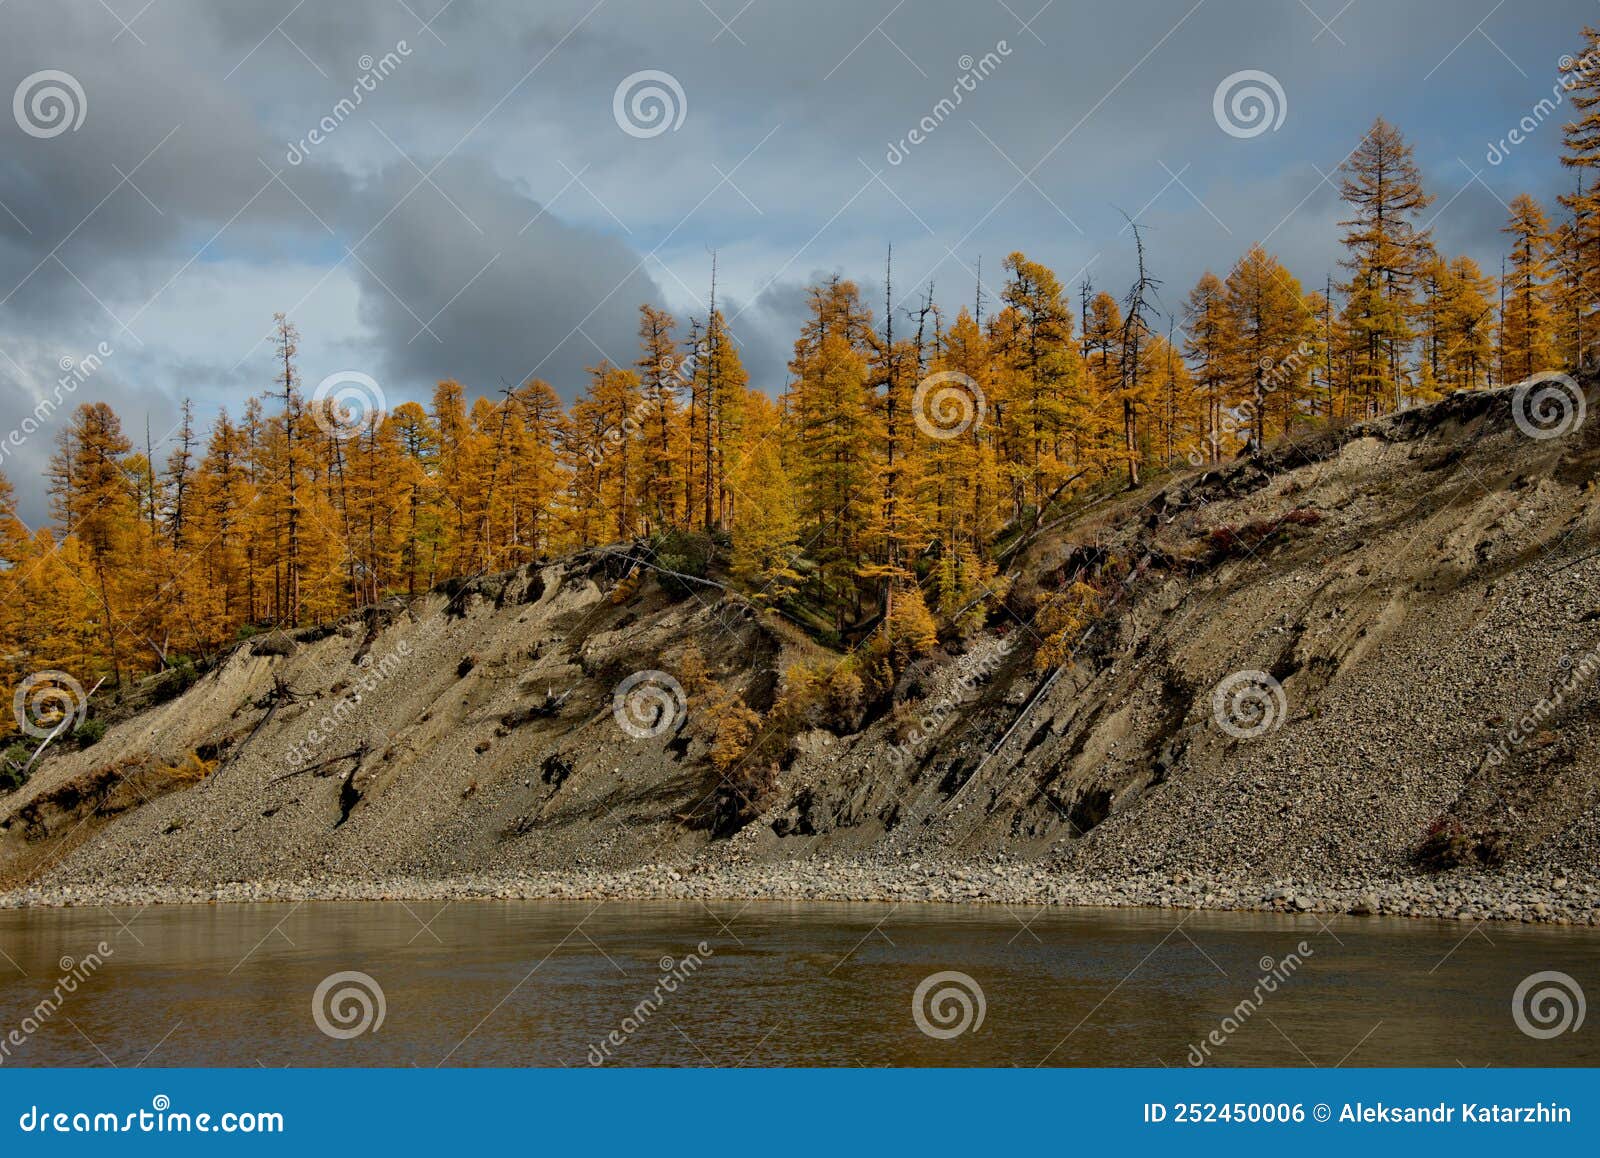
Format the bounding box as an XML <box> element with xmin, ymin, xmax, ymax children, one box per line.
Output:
<box><xmin>1</xmin><ymin>0</ymin><xmax>1596</xmax><ymax>523</ymax></box>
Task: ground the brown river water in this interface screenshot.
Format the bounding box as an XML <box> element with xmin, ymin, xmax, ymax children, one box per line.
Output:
<box><xmin>0</xmin><ymin>900</ymin><xmax>1594</xmax><ymax>1066</ymax></box>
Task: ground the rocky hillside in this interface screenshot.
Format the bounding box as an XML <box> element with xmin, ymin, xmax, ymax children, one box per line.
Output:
<box><xmin>5</xmin><ymin>375</ymin><xmax>1600</xmax><ymax>899</ymax></box>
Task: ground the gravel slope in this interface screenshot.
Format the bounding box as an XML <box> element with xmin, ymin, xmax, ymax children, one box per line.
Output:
<box><xmin>4</xmin><ymin>377</ymin><xmax>1599</xmax><ymax>921</ymax></box>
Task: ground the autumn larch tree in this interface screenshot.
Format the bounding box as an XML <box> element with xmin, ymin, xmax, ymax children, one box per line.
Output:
<box><xmin>635</xmin><ymin>304</ymin><xmax>685</xmax><ymax>531</ymax></box>
<box><xmin>1183</xmin><ymin>272</ymin><xmax>1233</xmax><ymax>462</ymax></box>
<box><xmin>1223</xmin><ymin>244</ymin><xmax>1309</xmax><ymax>452</ymax></box>
<box><xmin>1498</xmin><ymin>193</ymin><xmax>1558</xmax><ymax>381</ymax></box>
<box><xmin>1337</xmin><ymin>117</ymin><xmax>1434</xmax><ymax>413</ymax></box>
<box><xmin>49</xmin><ymin>403</ymin><xmax>137</xmax><ymax>686</ymax></box>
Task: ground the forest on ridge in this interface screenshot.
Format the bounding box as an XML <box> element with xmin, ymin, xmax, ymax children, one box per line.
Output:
<box><xmin>7</xmin><ymin>31</ymin><xmax>1600</xmax><ymax>738</ymax></box>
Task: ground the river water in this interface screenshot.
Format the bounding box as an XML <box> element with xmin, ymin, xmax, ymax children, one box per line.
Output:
<box><xmin>0</xmin><ymin>901</ymin><xmax>1593</xmax><ymax>1066</ymax></box>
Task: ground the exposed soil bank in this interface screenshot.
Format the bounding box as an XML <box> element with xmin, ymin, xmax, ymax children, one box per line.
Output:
<box><xmin>5</xmin><ymin>379</ymin><xmax>1600</xmax><ymax>917</ymax></box>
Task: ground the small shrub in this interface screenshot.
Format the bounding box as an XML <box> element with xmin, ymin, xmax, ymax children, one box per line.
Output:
<box><xmin>1414</xmin><ymin>817</ymin><xmax>1509</xmax><ymax>871</ymax></box>
<box><xmin>769</xmin><ymin>662</ymin><xmax>824</xmax><ymax>733</ymax></box>
<box><xmin>153</xmin><ymin>751</ymin><xmax>216</xmax><ymax>786</ymax></box>
<box><xmin>716</xmin><ymin>760</ymin><xmax>780</xmax><ymax>835</ymax></box>
<box><xmin>145</xmin><ymin>661</ymin><xmax>199</xmax><ymax>707</ymax></box>
<box><xmin>678</xmin><ymin>642</ymin><xmax>713</xmax><ymax>695</ymax></box>
<box><xmin>1</xmin><ymin>749</ymin><xmax>31</xmax><ymax>792</ymax></box>
<box><xmin>653</xmin><ymin>529</ymin><xmax>714</xmax><ymax>597</ymax></box>
<box><xmin>540</xmin><ymin>753</ymin><xmax>573</xmax><ymax>787</ymax></box>
<box><xmin>710</xmin><ymin>699</ymin><xmax>763</xmax><ymax>775</ymax></box>
<box><xmin>885</xmin><ymin>584</ymin><xmax>939</xmax><ymax>660</ymax></box>
<box><xmin>1033</xmin><ymin>580</ymin><xmax>1104</xmax><ymax>670</ymax></box>
<box><xmin>609</xmin><ymin>569</ymin><xmax>643</xmax><ymax>605</ymax></box>
<box><xmin>709</xmin><ymin>694</ymin><xmax>780</xmax><ymax>838</ymax></box>
<box><xmin>1205</xmin><ymin>508</ymin><xmax>1323</xmax><ymax>559</ymax></box>
<box><xmin>767</xmin><ymin>656</ymin><xmax>878</xmax><ymax>735</ymax></box>
<box><xmin>251</xmin><ymin>632</ymin><xmax>296</xmax><ymax>657</ymax></box>
<box><xmin>73</xmin><ymin>718</ymin><xmax>107</xmax><ymax>748</ymax></box>
<box><xmin>825</xmin><ymin>667</ymin><xmax>865</xmax><ymax>730</ymax></box>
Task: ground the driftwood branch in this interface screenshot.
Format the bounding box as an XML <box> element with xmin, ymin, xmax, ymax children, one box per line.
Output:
<box><xmin>19</xmin><ymin>676</ymin><xmax>107</xmax><ymax>777</ymax></box>
<box><xmin>207</xmin><ymin>676</ymin><xmax>317</xmax><ymax>788</ymax></box>
<box><xmin>1550</xmin><ymin>545</ymin><xmax>1600</xmax><ymax>576</ymax></box>
<box><xmin>997</xmin><ymin>469</ymin><xmax>1091</xmax><ymax>569</ymax></box>
<box><xmin>269</xmin><ymin>747</ymin><xmax>365</xmax><ymax>783</ymax></box>
<box><xmin>600</xmin><ymin>549</ymin><xmax>733</xmax><ymax>593</ymax></box>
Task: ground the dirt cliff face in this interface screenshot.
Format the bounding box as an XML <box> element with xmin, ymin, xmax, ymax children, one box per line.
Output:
<box><xmin>5</xmin><ymin>378</ymin><xmax>1600</xmax><ymax>892</ymax></box>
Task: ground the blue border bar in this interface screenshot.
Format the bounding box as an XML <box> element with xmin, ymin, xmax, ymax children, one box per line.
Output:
<box><xmin>2</xmin><ymin>1068</ymin><xmax>1595</xmax><ymax>1152</ymax></box>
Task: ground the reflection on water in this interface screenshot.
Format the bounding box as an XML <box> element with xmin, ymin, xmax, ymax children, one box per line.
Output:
<box><xmin>0</xmin><ymin>900</ymin><xmax>1594</xmax><ymax>1066</ymax></box>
